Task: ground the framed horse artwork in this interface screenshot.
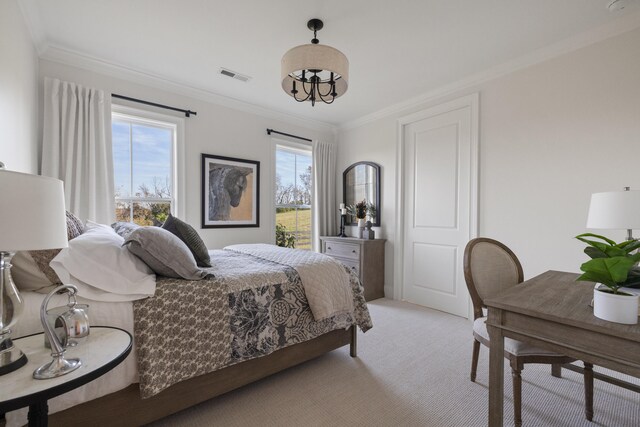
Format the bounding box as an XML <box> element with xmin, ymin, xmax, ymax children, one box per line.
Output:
<box><xmin>201</xmin><ymin>153</ymin><xmax>260</xmax><ymax>228</ymax></box>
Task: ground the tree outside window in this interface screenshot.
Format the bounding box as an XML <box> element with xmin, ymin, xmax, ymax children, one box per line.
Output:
<box><xmin>112</xmin><ymin>114</ymin><xmax>176</xmax><ymax>225</ymax></box>
<box><xmin>275</xmin><ymin>145</ymin><xmax>312</xmax><ymax>250</ymax></box>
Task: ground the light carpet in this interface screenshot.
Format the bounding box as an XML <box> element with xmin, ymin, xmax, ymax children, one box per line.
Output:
<box><xmin>149</xmin><ymin>299</ymin><xmax>640</xmax><ymax>426</ymax></box>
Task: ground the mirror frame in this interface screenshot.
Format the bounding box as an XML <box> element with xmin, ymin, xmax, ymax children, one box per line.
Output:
<box><xmin>342</xmin><ymin>161</ymin><xmax>381</xmax><ymax>226</ymax></box>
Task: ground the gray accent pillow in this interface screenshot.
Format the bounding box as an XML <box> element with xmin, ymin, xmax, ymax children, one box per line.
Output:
<box><xmin>111</xmin><ymin>221</ymin><xmax>141</xmax><ymax>240</ymax></box>
<box><xmin>161</xmin><ymin>214</ymin><xmax>211</xmax><ymax>268</ymax></box>
<box><xmin>65</xmin><ymin>211</ymin><xmax>85</xmax><ymax>240</ymax></box>
<box><xmin>124</xmin><ymin>227</ymin><xmax>211</xmax><ymax>280</ymax></box>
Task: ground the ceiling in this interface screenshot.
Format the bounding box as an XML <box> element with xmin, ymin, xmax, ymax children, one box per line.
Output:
<box><xmin>23</xmin><ymin>0</ymin><xmax>640</xmax><ymax>127</ymax></box>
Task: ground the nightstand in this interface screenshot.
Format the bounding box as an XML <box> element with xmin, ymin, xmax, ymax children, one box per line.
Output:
<box><xmin>0</xmin><ymin>327</ymin><xmax>132</xmax><ymax>427</ymax></box>
<box><xmin>320</xmin><ymin>236</ymin><xmax>386</xmax><ymax>301</ymax></box>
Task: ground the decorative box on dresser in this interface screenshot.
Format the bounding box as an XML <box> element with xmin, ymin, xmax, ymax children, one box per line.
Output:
<box><xmin>320</xmin><ymin>236</ymin><xmax>385</xmax><ymax>301</ymax></box>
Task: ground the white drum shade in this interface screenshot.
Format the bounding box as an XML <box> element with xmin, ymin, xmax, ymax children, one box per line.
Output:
<box><xmin>586</xmin><ymin>190</ymin><xmax>640</xmax><ymax>230</ymax></box>
<box><xmin>0</xmin><ymin>170</ymin><xmax>68</xmax><ymax>252</ymax></box>
<box><xmin>281</xmin><ymin>44</ymin><xmax>349</xmax><ymax>98</ymax></box>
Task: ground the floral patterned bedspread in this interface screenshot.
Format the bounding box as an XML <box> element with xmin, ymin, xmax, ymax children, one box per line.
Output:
<box><xmin>132</xmin><ymin>246</ymin><xmax>372</xmax><ymax>398</ymax></box>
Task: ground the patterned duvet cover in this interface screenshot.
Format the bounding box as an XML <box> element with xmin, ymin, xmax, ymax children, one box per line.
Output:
<box><xmin>132</xmin><ymin>245</ymin><xmax>373</xmax><ymax>398</ymax></box>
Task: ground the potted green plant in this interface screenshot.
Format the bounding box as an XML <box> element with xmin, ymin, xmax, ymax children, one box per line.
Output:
<box><xmin>347</xmin><ymin>200</ymin><xmax>377</xmax><ymax>238</ymax></box>
<box><xmin>575</xmin><ymin>233</ymin><xmax>640</xmax><ymax>324</ymax></box>
<box><xmin>348</xmin><ymin>200</ymin><xmax>376</xmax><ymax>228</ymax></box>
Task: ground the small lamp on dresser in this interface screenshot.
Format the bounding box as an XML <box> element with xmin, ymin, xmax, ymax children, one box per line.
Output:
<box><xmin>587</xmin><ymin>186</ymin><xmax>640</xmax><ymax>241</ymax></box>
<box><xmin>0</xmin><ymin>165</ymin><xmax>68</xmax><ymax>375</ymax></box>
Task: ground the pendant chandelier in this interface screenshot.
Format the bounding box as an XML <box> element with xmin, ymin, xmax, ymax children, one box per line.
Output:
<box><xmin>281</xmin><ymin>19</ymin><xmax>349</xmax><ymax>106</ymax></box>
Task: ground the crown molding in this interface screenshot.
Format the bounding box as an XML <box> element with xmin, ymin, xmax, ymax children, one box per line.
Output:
<box><xmin>17</xmin><ymin>0</ymin><xmax>48</xmax><ymax>55</ymax></box>
<box><xmin>39</xmin><ymin>44</ymin><xmax>337</xmax><ymax>134</ymax></box>
<box><xmin>20</xmin><ymin>2</ymin><xmax>640</xmax><ymax>135</ymax></box>
<box><xmin>339</xmin><ymin>10</ymin><xmax>640</xmax><ymax>132</ymax></box>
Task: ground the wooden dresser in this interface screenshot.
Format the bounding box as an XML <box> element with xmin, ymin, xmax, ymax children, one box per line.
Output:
<box><xmin>320</xmin><ymin>236</ymin><xmax>385</xmax><ymax>301</ymax></box>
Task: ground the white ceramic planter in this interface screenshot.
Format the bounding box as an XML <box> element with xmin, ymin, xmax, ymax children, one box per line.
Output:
<box><xmin>593</xmin><ymin>284</ymin><xmax>639</xmax><ymax>324</ymax></box>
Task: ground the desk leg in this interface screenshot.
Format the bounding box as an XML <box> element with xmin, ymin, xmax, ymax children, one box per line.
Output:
<box><xmin>27</xmin><ymin>401</ymin><xmax>48</xmax><ymax>427</ymax></box>
<box><xmin>584</xmin><ymin>362</ymin><xmax>594</xmax><ymax>421</ymax></box>
<box><xmin>487</xmin><ymin>309</ymin><xmax>504</xmax><ymax>427</ymax></box>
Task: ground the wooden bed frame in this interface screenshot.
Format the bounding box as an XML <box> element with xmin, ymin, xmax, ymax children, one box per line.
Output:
<box><xmin>47</xmin><ymin>326</ymin><xmax>357</xmax><ymax>426</ymax></box>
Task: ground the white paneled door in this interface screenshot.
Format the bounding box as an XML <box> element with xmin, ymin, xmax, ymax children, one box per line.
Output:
<box><xmin>400</xmin><ymin>95</ymin><xmax>478</xmax><ymax>318</ymax></box>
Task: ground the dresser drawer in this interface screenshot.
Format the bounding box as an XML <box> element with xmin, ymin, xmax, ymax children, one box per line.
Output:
<box><xmin>336</xmin><ymin>258</ymin><xmax>360</xmax><ymax>277</ymax></box>
<box><xmin>324</xmin><ymin>241</ymin><xmax>360</xmax><ymax>260</ymax></box>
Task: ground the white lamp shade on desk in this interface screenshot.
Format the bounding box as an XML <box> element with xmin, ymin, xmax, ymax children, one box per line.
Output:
<box><xmin>0</xmin><ymin>170</ymin><xmax>68</xmax><ymax>252</ymax></box>
<box><xmin>586</xmin><ymin>190</ymin><xmax>640</xmax><ymax>230</ymax></box>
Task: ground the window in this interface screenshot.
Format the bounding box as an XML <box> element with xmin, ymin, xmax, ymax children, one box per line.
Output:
<box><xmin>112</xmin><ymin>108</ymin><xmax>181</xmax><ymax>225</ymax></box>
<box><xmin>275</xmin><ymin>143</ymin><xmax>312</xmax><ymax>250</ymax></box>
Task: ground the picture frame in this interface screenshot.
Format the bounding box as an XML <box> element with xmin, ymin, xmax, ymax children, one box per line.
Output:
<box><xmin>201</xmin><ymin>153</ymin><xmax>260</xmax><ymax>228</ymax></box>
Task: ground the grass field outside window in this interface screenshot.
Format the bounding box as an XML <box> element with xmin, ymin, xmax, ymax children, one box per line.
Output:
<box><xmin>276</xmin><ymin>207</ymin><xmax>311</xmax><ymax>249</ymax></box>
<box><xmin>275</xmin><ymin>143</ymin><xmax>312</xmax><ymax>250</ymax></box>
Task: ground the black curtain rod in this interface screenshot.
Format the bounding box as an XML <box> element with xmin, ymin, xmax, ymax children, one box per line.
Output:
<box><xmin>266</xmin><ymin>128</ymin><xmax>312</xmax><ymax>142</ymax></box>
<box><xmin>112</xmin><ymin>94</ymin><xmax>197</xmax><ymax>117</ymax></box>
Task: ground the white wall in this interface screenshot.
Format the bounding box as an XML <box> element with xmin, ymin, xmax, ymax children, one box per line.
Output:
<box><xmin>38</xmin><ymin>59</ymin><xmax>334</xmax><ymax>248</ymax></box>
<box><xmin>338</xmin><ymin>27</ymin><xmax>640</xmax><ymax>298</ymax></box>
<box><xmin>0</xmin><ymin>0</ymin><xmax>39</xmax><ymax>173</ymax></box>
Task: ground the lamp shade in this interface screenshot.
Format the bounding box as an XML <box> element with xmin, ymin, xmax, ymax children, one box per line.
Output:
<box><xmin>0</xmin><ymin>170</ymin><xmax>68</xmax><ymax>252</ymax></box>
<box><xmin>281</xmin><ymin>43</ymin><xmax>349</xmax><ymax>98</ymax></box>
<box><xmin>586</xmin><ymin>190</ymin><xmax>640</xmax><ymax>230</ymax></box>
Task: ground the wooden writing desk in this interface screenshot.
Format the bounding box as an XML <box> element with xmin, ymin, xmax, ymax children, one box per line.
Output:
<box><xmin>484</xmin><ymin>270</ymin><xmax>640</xmax><ymax>426</ymax></box>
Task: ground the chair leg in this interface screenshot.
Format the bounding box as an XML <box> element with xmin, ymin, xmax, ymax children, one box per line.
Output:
<box><xmin>551</xmin><ymin>363</ymin><xmax>562</xmax><ymax>378</ymax></box>
<box><xmin>512</xmin><ymin>364</ymin><xmax>523</xmax><ymax>427</ymax></box>
<box><xmin>470</xmin><ymin>339</ymin><xmax>481</xmax><ymax>382</ymax></box>
<box><xmin>584</xmin><ymin>362</ymin><xmax>594</xmax><ymax>421</ymax></box>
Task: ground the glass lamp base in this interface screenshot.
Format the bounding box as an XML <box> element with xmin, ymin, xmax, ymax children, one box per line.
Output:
<box><xmin>0</xmin><ymin>345</ymin><xmax>27</xmax><ymax>375</ymax></box>
<box><xmin>33</xmin><ymin>356</ymin><xmax>81</xmax><ymax>380</ymax></box>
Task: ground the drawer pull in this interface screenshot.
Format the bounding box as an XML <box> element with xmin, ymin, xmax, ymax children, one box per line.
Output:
<box><xmin>327</xmin><ymin>246</ymin><xmax>332</xmax><ymax>250</ymax></box>
<box><xmin>352</xmin><ymin>250</ymin><xmax>356</xmax><ymax>253</ymax></box>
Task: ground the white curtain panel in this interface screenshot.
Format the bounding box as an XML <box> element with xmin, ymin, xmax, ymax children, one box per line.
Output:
<box><xmin>312</xmin><ymin>140</ymin><xmax>337</xmax><ymax>252</ymax></box>
<box><xmin>42</xmin><ymin>77</ymin><xmax>115</xmax><ymax>224</ymax></box>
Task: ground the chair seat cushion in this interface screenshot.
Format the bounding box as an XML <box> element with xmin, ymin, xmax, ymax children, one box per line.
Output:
<box><xmin>473</xmin><ymin>317</ymin><xmax>561</xmax><ymax>356</ymax></box>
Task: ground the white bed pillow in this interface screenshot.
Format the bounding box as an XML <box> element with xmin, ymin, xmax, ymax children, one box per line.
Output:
<box><xmin>50</xmin><ymin>221</ymin><xmax>156</xmax><ymax>302</ymax></box>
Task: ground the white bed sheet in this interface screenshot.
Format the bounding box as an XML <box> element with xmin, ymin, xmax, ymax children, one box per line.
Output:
<box><xmin>7</xmin><ymin>291</ymin><xmax>139</xmax><ymax>427</ymax></box>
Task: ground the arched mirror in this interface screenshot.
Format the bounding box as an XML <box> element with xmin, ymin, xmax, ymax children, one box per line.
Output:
<box><xmin>343</xmin><ymin>161</ymin><xmax>381</xmax><ymax>226</ymax></box>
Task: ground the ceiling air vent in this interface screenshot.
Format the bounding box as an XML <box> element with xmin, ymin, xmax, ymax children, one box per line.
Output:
<box><xmin>219</xmin><ymin>68</ymin><xmax>251</xmax><ymax>82</ymax></box>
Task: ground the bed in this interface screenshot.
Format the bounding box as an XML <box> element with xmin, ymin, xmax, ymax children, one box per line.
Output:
<box><xmin>7</xmin><ymin>223</ymin><xmax>372</xmax><ymax>426</ymax></box>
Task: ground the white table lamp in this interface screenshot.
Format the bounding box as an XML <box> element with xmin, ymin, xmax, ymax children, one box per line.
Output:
<box><xmin>586</xmin><ymin>187</ymin><xmax>640</xmax><ymax>241</ymax></box>
<box><xmin>0</xmin><ymin>166</ymin><xmax>68</xmax><ymax>375</ymax></box>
